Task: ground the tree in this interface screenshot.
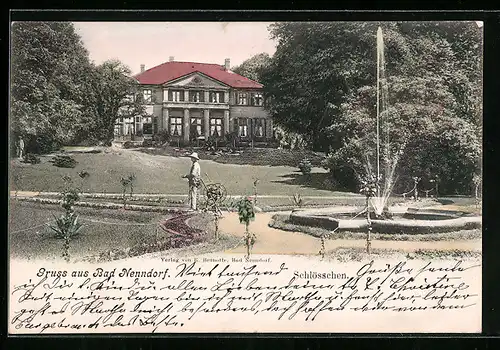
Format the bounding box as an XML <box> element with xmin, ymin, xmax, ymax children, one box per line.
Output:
<box><xmin>84</xmin><ymin>59</ymin><xmax>147</xmax><ymax>145</ymax></box>
<box><xmin>10</xmin><ymin>22</ymin><xmax>93</xmax><ymax>153</ymax></box>
<box><xmin>232</xmin><ymin>53</ymin><xmax>272</xmax><ymax>83</ymax></box>
<box><xmin>261</xmin><ymin>22</ymin><xmax>382</xmax><ymax>151</ymax></box>
<box><xmin>263</xmin><ymin>22</ymin><xmax>482</xmax><ymax>194</ymax></box>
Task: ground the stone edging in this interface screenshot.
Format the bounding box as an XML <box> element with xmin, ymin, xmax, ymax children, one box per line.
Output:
<box><xmin>290</xmin><ymin>207</ymin><xmax>482</xmax><ymax>234</ymax></box>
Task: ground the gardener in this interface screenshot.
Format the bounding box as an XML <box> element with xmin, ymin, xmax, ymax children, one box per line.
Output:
<box><xmin>182</xmin><ymin>152</ymin><xmax>201</xmax><ymax>211</ymax></box>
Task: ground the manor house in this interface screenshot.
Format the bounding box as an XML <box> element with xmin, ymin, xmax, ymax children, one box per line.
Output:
<box><xmin>114</xmin><ymin>57</ymin><xmax>273</xmax><ymax>146</ymax></box>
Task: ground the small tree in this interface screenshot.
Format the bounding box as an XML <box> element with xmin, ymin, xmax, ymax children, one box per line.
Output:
<box><xmin>203</xmin><ymin>183</ymin><xmax>227</xmax><ymax>240</ymax></box>
<box><xmin>48</xmin><ymin>176</ymin><xmax>84</xmax><ymax>262</ymax></box>
<box><xmin>319</xmin><ymin>233</ymin><xmax>328</xmax><ymax>259</ymax></box>
<box><xmin>252</xmin><ymin>178</ymin><xmax>259</xmax><ymax>206</ymax></box>
<box><xmin>78</xmin><ymin>170</ymin><xmax>90</xmax><ymax>193</ymax></box>
<box><xmin>472</xmin><ymin>173</ymin><xmax>481</xmax><ymax>208</ymax></box>
<box><xmin>298</xmin><ymin>158</ymin><xmax>312</xmax><ymax>176</ymax></box>
<box><xmin>128</xmin><ymin>173</ymin><xmax>137</xmax><ymax>197</ymax></box>
<box><xmin>237</xmin><ymin>197</ymin><xmax>256</xmax><ymax>258</ymax></box>
<box><xmin>120</xmin><ymin>173</ymin><xmax>136</xmax><ymax>209</ymax></box>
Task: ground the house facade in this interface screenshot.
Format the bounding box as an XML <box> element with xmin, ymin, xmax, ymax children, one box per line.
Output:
<box><xmin>114</xmin><ymin>57</ymin><xmax>273</xmax><ymax>146</ymax></box>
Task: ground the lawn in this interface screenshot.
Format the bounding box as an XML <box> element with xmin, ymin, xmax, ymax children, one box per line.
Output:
<box><xmin>9</xmin><ymin>200</ymin><xmax>168</xmax><ymax>260</ymax></box>
<box><xmin>10</xmin><ymin>147</ymin><xmax>359</xmax><ymax>197</ymax></box>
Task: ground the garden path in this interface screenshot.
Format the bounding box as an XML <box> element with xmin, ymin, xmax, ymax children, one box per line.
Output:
<box><xmin>218</xmin><ymin>212</ymin><xmax>481</xmax><ymax>256</ymax></box>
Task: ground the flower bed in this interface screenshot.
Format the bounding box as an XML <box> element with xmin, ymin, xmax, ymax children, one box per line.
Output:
<box><xmin>80</xmin><ymin>213</ymin><xmax>207</xmax><ymax>263</ymax></box>
<box><xmin>14</xmin><ymin>196</ymin><xmax>187</xmax><ymax>213</ymax></box>
<box><xmin>41</xmin><ymin>192</ymin><xmax>185</xmax><ymax>205</ymax></box>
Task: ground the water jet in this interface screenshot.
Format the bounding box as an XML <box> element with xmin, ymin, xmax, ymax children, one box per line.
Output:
<box><xmin>290</xmin><ymin>27</ymin><xmax>481</xmax><ymax>237</ymax></box>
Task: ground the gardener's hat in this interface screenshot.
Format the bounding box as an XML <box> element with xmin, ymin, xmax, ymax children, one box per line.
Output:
<box><xmin>188</xmin><ymin>152</ymin><xmax>199</xmax><ymax>160</ymax></box>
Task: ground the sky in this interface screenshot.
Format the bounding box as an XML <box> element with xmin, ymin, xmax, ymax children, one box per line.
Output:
<box><xmin>74</xmin><ymin>21</ymin><xmax>483</xmax><ymax>75</ymax></box>
<box><xmin>74</xmin><ymin>22</ymin><xmax>277</xmax><ymax>75</ymax></box>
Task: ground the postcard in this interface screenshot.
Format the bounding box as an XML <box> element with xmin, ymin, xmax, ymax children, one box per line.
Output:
<box><xmin>8</xmin><ymin>20</ymin><xmax>483</xmax><ymax>334</ymax></box>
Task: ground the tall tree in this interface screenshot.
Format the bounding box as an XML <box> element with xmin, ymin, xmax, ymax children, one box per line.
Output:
<box><xmin>10</xmin><ymin>21</ymin><xmax>93</xmax><ymax>153</ymax></box>
<box><xmin>261</xmin><ymin>22</ymin><xmax>383</xmax><ymax>151</ymax></box>
<box><xmin>84</xmin><ymin>59</ymin><xmax>147</xmax><ymax>145</ymax></box>
<box><xmin>232</xmin><ymin>53</ymin><xmax>272</xmax><ymax>83</ymax></box>
<box><xmin>262</xmin><ymin>21</ymin><xmax>482</xmax><ymax>194</ymax></box>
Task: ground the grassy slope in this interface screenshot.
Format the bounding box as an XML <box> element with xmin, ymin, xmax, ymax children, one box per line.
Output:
<box><xmin>10</xmin><ymin>148</ymin><xmax>358</xmax><ymax>197</ymax></box>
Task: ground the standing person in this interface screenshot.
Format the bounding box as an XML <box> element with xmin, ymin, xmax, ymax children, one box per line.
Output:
<box><xmin>18</xmin><ymin>136</ymin><xmax>25</xmax><ymax>159</ymax></box>
<box><xmin>182</xmin><ymin>152</ymin><xmax>201</xmax><ymax>211</ymax></box>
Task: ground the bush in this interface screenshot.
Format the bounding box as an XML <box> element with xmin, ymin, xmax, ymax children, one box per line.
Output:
<box><xmin>298</xmin><ymin>158</ymin><xmax>312</xmax><ymax>175</ymax></box>
<box><xmin>25</xmin><ymin>134</ymin><xmax>62</xmax><ymax>154</ymax></box>
<box><xmin>205</xmin><ymin>136</ymin><xmax>218</xmax><ymax>151</ymax></box>
<box><xmin>22</xmin><ymin>153</ymin><xmax>41</xmax><ymax>164</ymax></box>
<box><xmin>153</xmin><ymin>130</ymin><xmax>170</xmax><ymax>146</ymax></box>
<box><xmin>53</xmin><ymin>154</ymin><xmax>77</xmax><ymax>168</ymax></box>
<box><xmin>169</xmin><ymin>138</ymin><xmax>190</xmax><ymax>148</ymax></box>
<box><xmin>122</xmin><ymin>141</ymin><xmax>135</xmax><ymax>149</ymax></box>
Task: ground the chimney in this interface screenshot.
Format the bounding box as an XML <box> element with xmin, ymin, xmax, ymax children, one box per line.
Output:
<box><xmin>140</xmin><ymin>64</ymin><xmax>145</xmax><ymax>73</ymax></box>
<box><xmin>224</xmin><ymin>58</ymin><xmax>230</xmax><ymax>70</ymax></box>
<box><xmin>169</xmin><ymin>56</ymin><xmax>175</xmax><ymax>62</ymax></box>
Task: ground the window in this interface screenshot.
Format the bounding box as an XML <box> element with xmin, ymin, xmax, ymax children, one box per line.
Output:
<box><xmin>190</xmin><ymin>118</ymin><xmax>203</xmax><ymax>138</ymax></box>
<box><xmin>135</xmin><ymin>116</ymin><xmax>141</xmax><ymax>123</ymax></box>
<box><xmin>238</xmin><ymin>92</ymin><xmax>248</xmax><ymax>105</ymax></box>
<box><xmin>250</xmin><ymin>92</ymin><xmax>263</xmax><ymax>106</ymax></box>
<box><xmin>143</xmin><ymin>89</ymin><xmax>152</xmax><ymax>103</ymax></box>
<box><xmin>238</xmin><ymin>118</ymin><xmax>248</xmax><ymax>137</ymax></box>
<box><xmin>210</xmin><ymin>91</ymin><xmax>223</xmax><ymax>103</ymax></box>
<box><xmin>170</xmin><ymin>117</ymin><xmax>183</xmax><ymax>136</ymax></box>
<box><xmin>189</xmin><ymin>91</ymin><xmax>203</xmax><ymax>103</ymax></box>
<box><xmin>143</xmin><ymin>123</ymin><xmax>152</xmax><ymax>134</ymax></box>
<box><xmin>170</xmin><ymin>90</ymin><xmax>184</xmax><ymax>102</ymax></box>
<box><xmin>210</xmin><ymin>118</ymin><xmax>223</xmax><ymax>137</ymax></box>
<box><xmin>143</xmin><ymin>116</ymin><xmax>153</xmax><ymax>134</ymax></box>
<box><xmin>254</xmin><ymin>119</ymin><xmax>266</xmax><ymax>137</ymax></box>
<box><xmin>153</xmin><ymin>116</ymin><xmax>158</xmax><ymax>134</ymax></box>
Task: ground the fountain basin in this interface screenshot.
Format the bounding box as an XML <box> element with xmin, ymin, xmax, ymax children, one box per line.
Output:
<box><xmin>289</xmin><ymin>206</ymin><xmax>481</xmax><ymax>234</ymax></box>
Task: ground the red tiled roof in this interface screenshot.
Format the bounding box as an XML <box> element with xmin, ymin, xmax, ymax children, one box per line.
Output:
<box><xmin>133</xmin><ymin>61</ymin><xmax>263</xmax><ymax>89</ymax></box>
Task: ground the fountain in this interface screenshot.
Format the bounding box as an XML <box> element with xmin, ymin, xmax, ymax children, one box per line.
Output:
<box><xmin>289</xmin><ymin>27</ymin><xmax>482</xmax><ymax>236</ymax></box>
